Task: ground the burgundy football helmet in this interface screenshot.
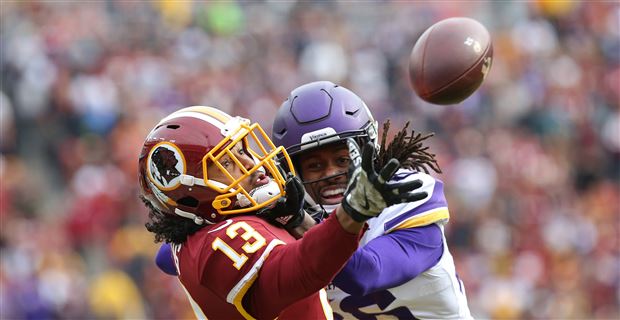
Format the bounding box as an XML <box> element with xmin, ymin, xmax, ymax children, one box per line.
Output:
<box><xmin>138</xmin><ymin>106</ymin><xmax>295</xmax><ymax>225</ymax></box>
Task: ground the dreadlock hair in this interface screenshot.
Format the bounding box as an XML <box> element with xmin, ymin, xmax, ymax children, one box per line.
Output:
<box><xmin>141</xmin><ymin>195</ymin><xmax>205</xmax><ymax>244</ymax></box>
<box><xmin>376</xmin><ymin>120</ymin><xmax>442</xmax><ymax>174</ymax></box>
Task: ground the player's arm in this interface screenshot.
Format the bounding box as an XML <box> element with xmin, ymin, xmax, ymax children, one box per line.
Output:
<box><xmin>287</xmin><ymin>212</ymin><xmax>317</xmax><ymax>239</ymax></box>
<box><xmin>332</xmin><ymin>223</ymin><xmax>444</xmax><ymax>296</ymax></box>
<box><xmin>245</xmin><ymin>209</ymin><xmax>361</xmax><ymax>319</ymax></box>
<box><xmin>334</xmin><ymin>171</ymin><xmax>448</xmax><ymax>295</ymax></box>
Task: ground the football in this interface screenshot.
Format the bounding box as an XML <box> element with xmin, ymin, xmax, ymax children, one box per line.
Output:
<box><xmin>409</xmin><ymin>17</ymin><xmax>493</xmax><ymax>105</ymax></box>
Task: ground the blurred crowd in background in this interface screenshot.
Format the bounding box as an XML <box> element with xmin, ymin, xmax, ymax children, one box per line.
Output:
<box><xmin>1</xmin><ymin>1</ymin><xmax>618</xmax><ymax>319</ymax></box>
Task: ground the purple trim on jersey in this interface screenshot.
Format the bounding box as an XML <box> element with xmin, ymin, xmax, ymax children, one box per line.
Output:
<box><xmin>384</xmin><ymin>179</ymin><xmax>447</xmax><ymax>231</ymax></box>
<box><xmin>332</xmin><ymin>224</ymin><xmax>443</xmax><ymax>296</ymax></box>
<box><xmin>156</xmin><ymin>243</ymin><xmax>178</xmax><ymax>276</ymax></box>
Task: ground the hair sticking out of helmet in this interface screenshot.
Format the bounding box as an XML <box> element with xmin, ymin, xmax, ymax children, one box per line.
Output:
<box><xmin>138</xmin><ymin>106</ymin><xmax>295</xmax><ymax>227</ymax></box>
<box><xmin>376</xmin><ymin>120</ymin><xmax>442</xmax><ymax>174</ymax></box>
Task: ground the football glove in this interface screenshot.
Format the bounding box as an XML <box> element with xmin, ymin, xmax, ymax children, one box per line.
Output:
<box><xmin>341</xmin><ymin>138</ymin><xmax>427</xmax><ymax>222</ymax></box>
<box><xmin>257</xmin><ymin>174</ymin><xmax>305</xmax><ymax>229</ymax></box>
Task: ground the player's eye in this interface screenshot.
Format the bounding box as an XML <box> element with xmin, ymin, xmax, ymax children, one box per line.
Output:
<box><xmin>304</xmin><ymin>161</ymin><xmax>322</xmax><ymax>172</ymax></box>
<box><xmin>221</xmin><ymin>158</ymin><xmax>232</xmax><ymax>168</ymax></box>
<box><xmin>337</xmin><ymin>157</ymin><xmax>350</xmax><ymax>167</ymax></box>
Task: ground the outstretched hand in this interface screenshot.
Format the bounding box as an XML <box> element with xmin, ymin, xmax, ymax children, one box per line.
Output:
<box><xmin>256</xmin><ymin>174</ymin><xmax>305</xmax><ymax>229</ymax></box>
<box><xmin>341</xmin><ymin>138</ymin><xmax>427</xmax><ymax>222</ymax></box>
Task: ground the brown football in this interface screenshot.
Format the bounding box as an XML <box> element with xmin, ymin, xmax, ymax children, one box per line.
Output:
<box><xmin>409</xmin><ymin>17</ymin><xmax>493</xmax><ymax>105</ymax></box>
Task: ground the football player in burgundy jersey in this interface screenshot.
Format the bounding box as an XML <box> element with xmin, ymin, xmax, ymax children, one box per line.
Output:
<box><xmin>270</xmin><ymin>82</ymin><xmax>473</xmax><ymax>319</ymax></box>
<box><xmin>139</xmin><ymin>106</ymin><xmax>427</xmax><ymax>319</ymax></box>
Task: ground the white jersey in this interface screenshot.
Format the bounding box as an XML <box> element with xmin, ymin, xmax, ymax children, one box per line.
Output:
<box><xmin>327</xmin><ymin>171</ymin><xmax>472</xmax><ymax>319</ymax></box>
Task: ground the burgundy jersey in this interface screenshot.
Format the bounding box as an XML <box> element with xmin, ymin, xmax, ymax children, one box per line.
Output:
<box><xmin>171</xmin><ymin>214</ymin><xmax>359</xmax><ymax>319</ymax></box>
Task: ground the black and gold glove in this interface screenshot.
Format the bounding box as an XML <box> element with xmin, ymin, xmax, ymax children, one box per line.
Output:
<box><xmin>257</xmin><ymin>174</ymin><xmax>305</xmax><ymax>229</ymax></box>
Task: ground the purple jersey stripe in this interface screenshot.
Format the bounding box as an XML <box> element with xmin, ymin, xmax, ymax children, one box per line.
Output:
<box><xmin>384</xmin><ymin>178</ymin><xmax>448</xmax><ymax>231</ymax></box>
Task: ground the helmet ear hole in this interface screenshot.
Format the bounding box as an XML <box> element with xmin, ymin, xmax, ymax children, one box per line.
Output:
<box><xmin>178</xmin><ymin>196</ymin><xmax>199</xmax><ymax>208</ymax></box>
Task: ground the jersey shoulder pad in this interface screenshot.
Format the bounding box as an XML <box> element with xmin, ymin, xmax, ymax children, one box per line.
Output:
<box><xmin>370</xmin><ymin>171</ymin><xmax>450</xmax><ymax>236</ymax></box>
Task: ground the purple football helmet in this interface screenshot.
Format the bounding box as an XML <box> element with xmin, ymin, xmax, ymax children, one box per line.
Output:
<box><xmin>272</xmin><ymin>81</ymin><xmax>378</xmax><ymax>158</ymax></box>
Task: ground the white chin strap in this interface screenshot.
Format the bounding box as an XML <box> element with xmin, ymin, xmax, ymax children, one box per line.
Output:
<box><xmin>320</xmin><ymin>204</ymin><xmax>339</xmax><ymax>214</ymax></box>
<box><xmin>236</xmin><ymin>180</ymin><xmax>281</xmax><ymax>208</ymax></box>
<box><xmin>304</xmin><ymin>189</ymin><xmax>338</xmax><ymax>214</ymax></box>
<box><xmin>174</xmin><ymin>208</ymin><xmax>214</xmax><ymax>225</ymax></box>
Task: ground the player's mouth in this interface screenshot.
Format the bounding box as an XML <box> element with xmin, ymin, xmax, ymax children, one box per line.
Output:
<box><xmin>253</xmin><ymin>172</ymin><xmax>270</xmax><ymax>188</ymax></box>
<box><xmin>319</xmin><ymin>185</ymin><xmax>346</xmax><ymax>205</ymax></box>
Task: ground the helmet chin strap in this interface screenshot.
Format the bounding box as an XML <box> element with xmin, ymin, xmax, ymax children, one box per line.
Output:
<box><xmin>236</xmin><ymin>180</ymin><xmax>281</xmax><ymax>208</ymax></box>
<box><xmin>174</xmin><ymin>208</ymin><xmax>214</xmax><ymax>225</ymax></box>
<box><xmin>320</xmin><ymin>203</ymin><xmax>339</xmax><ymax>213</ymax></box>
<box><xmin>304</xmin><ymin>192</ymin><xmax>338</xmax><ymax>216</ymax></box>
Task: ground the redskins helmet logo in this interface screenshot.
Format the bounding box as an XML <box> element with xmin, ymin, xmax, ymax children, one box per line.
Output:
<box><xmin>147</xmin><ymin>142</ymin><xmax>186</xmax><ymax>190</ymax></box>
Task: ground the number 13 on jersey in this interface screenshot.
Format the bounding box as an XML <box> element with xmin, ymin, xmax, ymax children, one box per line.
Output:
<box><xmin>212</xmin><ymin>221</ymin><xmax>267</xmax><ymax>269</ymax></box>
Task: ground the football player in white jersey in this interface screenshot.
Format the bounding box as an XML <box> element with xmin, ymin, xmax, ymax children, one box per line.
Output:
<box><xmin>268</xmin><ymin>81</ymin><xmax>473</xmax><ymax>319</ymax></box>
